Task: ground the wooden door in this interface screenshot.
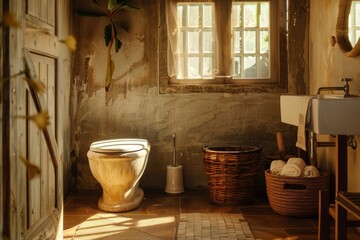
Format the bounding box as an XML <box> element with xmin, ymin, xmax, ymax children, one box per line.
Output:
<box><xmin>1</xmin><ymin>0</ymin><xmax>71</xmax><ymax>239</ymax></box>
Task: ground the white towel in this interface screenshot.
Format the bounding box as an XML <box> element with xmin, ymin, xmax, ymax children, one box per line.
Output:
<box><xmin>270</xmin><ymin>160</ymin><xmax>286</xmax><ymax>175</ymax></box>
<box><xmin>296</xmin><ymin>113</ymin><xmax>307</xmax><ymax>151</ymax></box>
<box><xmin>280</xmin><ymin>157</ymin><xmax>306</xmax><ymax>177</ymax></box>
<box><xmin>286</xmin><ymin>157</ymin><xmax>306</xmax><ymax>167</ymax></box>
<box><xmin>303</xmin><ymin>165</ymin><xmax>320</xmax><ymax>177</ymax></box>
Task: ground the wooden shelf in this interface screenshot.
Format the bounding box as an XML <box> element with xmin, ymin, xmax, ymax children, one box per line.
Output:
<box><xmin>336</xmin><ymin>192</ymin><xmax>360</xmax><ymax>220</ymax></box>
<box><xmin>329</xmin><ymin>204</ymin><xmax>360</xmax><ymax>227</ymax></box>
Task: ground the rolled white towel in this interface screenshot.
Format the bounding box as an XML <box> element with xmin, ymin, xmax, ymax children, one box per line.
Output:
<box><xmin>303</xmin><ymin>165</ymin><xmax>320</xmax><ymax>177</ymax></box>
<box><xmin>286</xmin><ymin>157</ymin><xmax>307</xmax><ymax>168</ymax></box>
<box><xmin>270</xmin><ymin>160</ymin><xmax>286</xmax><ymax>175</ymax></box>
<box><xmin>280</xmin><ymin>157</ymin><xmax>306</xmax><ymax>177</ymax></box>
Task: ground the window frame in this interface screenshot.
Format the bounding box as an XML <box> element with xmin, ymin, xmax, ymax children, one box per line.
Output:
<box><xmin>159</xmin><ymin>0</ymin><xmax>288</xmax><ymax>94</ymax></box>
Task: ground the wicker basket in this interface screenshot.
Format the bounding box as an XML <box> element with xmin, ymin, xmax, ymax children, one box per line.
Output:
<box><xmin>265</xmin><ymin>169</ymin><xmax>330</xmax><ymax>217</ymax></box>
<box><xmin>203</xmin><ymin>145</ymin><xmax>261</xmax><ymax>205</ymax></box>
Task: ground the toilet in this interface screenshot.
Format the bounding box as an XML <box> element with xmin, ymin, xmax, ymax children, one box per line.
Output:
<box><xmin>87</xmin><ymin>138</ymin><xmax>150</xmax><ymax>212</ymax></box>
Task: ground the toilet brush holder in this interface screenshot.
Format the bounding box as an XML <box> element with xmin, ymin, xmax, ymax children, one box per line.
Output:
<box><xmin>165</xmin><ymin>165</ymin><xmax>184</xmax><ymax>194</ymax></box>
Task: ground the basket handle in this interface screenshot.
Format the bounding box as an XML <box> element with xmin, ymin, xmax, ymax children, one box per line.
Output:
<box><xmin>283</xmin><ymin>183</ymin><xmax>308</xmax><ymax>190</ymax></box>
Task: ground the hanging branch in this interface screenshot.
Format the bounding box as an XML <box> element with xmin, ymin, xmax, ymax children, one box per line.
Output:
<box><xmin>77</xmin><ymin>0</ymin><xmax>143</xmax><ymax>91</ymax></box>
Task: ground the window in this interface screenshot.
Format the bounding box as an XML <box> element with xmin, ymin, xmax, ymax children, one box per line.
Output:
<box><xmin>159</xmin><ymin>0</ymin><xmax>288</xmax><ymax>93</ymax></box>
<box><xmin>177</xmin><ymin>3</ymin><xmax>216</xmax><ymax>79</ymax></box>
<box><xmin>232</xmin><ymin>2</ymin><xmax>271</xmax><ymax>79</ymax></box>
<box><xmin>349</xmin><ymin>1</ymin><xmax>360</xmax><ymax>47</ymax></box>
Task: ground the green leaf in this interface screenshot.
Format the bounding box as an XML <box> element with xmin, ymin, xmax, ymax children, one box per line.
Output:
<box><xmin>92</xmin><ymin>0</ymin><xmax>100</xmax><ymax>6</ymax></box>
<box><xmin>108</xmin><ymin>0</ymin><xmax>127</xmax><ymax>11</ymax></box>
<box><xmin>112</xmin><ymin>3</ymin><xmax>143</xmax><ymax>16</ymax></box>
<box><xmin>105</xmin><ymin>54</ymin><xmax>115</xmax><ymax>92</ymax></box>
<box><xmin>104</xmin><ymin>24</ymin><xmax>112</xmax><ymax>47</ymax></box>
<box><xmin>122</xmin><ymin>4</ymin><xmax>143</xmax><ymax>12</ymax></box>
<box><xmin>76</xmin><ymin>10</ymin><xmax>107</xmax><ymax>17</ymax></box>
<box><xmin>115</xmin><ymin>38</ymin><xmax>122</xmax><ymax>53</ymax></box>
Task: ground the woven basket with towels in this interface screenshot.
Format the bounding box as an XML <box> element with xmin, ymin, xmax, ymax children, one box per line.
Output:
<box><xmin>265</xmin><ymin>168</ymin><xmax>330</xmax><ymax>217</ymax></box>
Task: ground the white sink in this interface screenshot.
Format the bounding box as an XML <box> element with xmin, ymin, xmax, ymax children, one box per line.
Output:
<box><xmin>280</xmin><ymin>95</ymin><xmax>315</xmax><ymax>127</ymax></box>
<box><xmin>280</xmin><ymin>95</ymin><xmax>360</xmax><ymax>135</ymax></box>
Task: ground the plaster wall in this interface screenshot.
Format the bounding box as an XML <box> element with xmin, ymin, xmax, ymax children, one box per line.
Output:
<box><xmin>310</xmin><ymin>0</ymin><xmax>360</xmax><ymax>192</ymax></box>
<box><xmin>70</xmin><ymin>0</ymin><xmax>301</xmax><ymax>192</ymax></box>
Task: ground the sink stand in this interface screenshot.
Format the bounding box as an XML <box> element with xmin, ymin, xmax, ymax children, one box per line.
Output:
<box><xmin>317</xmin><ymin>135</ymin><xmax>360</xmax><ymax>240</ymax></box>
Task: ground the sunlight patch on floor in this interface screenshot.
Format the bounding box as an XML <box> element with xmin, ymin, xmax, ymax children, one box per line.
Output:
<box><xmin>137</xmin><ymin>216</ymin><xmax>176</xmax><ymax>227</ymax></box>
<box><xmin>65</xmin><ymin>213</ymin><xmax>177</xmax><ymax>240</ymax></box>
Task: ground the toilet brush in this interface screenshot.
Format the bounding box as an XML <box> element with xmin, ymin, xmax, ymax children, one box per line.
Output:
<box><xmin>172</xmin><ymin>133</ymin><xmax>177</xmax><ymax>166</ymax></box>
<box><xmin>165</xmin><ymin>133</ymin><xmax>184</xmax><ymax>194</ymax></box>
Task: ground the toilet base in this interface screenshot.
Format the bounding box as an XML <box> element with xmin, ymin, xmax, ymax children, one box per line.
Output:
<box><xmin>98</xmin><ymin>188</ymin><xmax>144</xmax><ymax>212</ymax></box>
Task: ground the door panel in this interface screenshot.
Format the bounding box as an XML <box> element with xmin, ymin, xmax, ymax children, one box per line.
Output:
<box><xmin>27</xmin><ymin>98</ymin><xmax>42</xmax><ymax>226</ymax></box>
<box><xmin>2</xmin><ymin>0</ymin><xmax>69</xmax><ymax>239</ymax></box>
<box><xmin>24</xmin><ymin>0</ymin><xmax>61</xmax><ymax>238</ymax></box>
<box><xmin>27</xmin><ymin>0</ymin><xmax>56</xmax><ymax>27</ymax></box>
<box><xmin>26</xmin><ymin>49</ymin><xmax>57</xmax><ymax>229</ymax></box>
<box><xmin>25</xmin><ymin>46</ymin><xmax>58</xmax><ymax>237</ymax></box>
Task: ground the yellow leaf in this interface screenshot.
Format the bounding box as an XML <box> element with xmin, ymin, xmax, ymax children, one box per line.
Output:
<box><xmin>18</xmin><ymin>110</ymin><xmax>50</xmax><ymax>130</ymax></box>
<box><xmin>24</xmin><ymin>77</ymin><xmax>46</xmax><ymax>94</ymax></box>
<box><xmin>30</xmin><ymin>110</ymin><xmax>50</xmax><ymax>130</ymax></box>
<box><xmin>2</xmin><ymin>12</ymin><xmax>20</xmax><ymax>28</ymax></box>
<box><xmin>105</xmin><ymin>54</ymin><xmax>115</xmax><ymax>91</ymax></box>
<box><xmin>20</xmin><ymin>157</ymin><xmax>41</xmax><ymax>180</ymax></box>
<box><xmin>60</xmin><ymin>35</ymin><xmax>77</xmax><ymax>51</ymax></box>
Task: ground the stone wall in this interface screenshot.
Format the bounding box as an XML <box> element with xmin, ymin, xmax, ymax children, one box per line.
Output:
<box><xmin>69</xmin><ymin>0</ymin><xmax>306</xmax><ymax>193</ymax></box>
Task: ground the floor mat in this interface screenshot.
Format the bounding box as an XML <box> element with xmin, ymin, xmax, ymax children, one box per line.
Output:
<box><xmin>177</xmin><ymin>213</ymin><xmax>255</xmax><ymax>240</ymax></box>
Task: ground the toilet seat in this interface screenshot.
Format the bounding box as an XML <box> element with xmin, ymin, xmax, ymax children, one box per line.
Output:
<box><xmin>90</xmin><ymin>139</ymin><xmax>149</xmax><ymax>153</ymax></box>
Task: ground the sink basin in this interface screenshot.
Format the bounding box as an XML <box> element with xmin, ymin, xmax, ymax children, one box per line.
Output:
<box><xmin>280</xmin><ymin>95</ymin><xmax>360</xmax><ymax>135</ymax></box>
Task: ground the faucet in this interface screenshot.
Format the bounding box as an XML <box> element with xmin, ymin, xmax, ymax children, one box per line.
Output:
<box><xmin>316</xmin><ymin>78</ymin><xmax>352</xmax><ymax>97</ymax></box>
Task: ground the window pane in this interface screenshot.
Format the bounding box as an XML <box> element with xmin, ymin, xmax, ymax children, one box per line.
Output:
<box><xmin>188</xmin><ymin>5</ymin><xmax>200</xmax><ymax>27</ymax></box>
<box><xmin>349</xmin><ymin>2</ymin><xmax>360</xmax><ymax>46</ymax></box>
<box><xmin>233</xmin><ymin>57</ymin><xmax>242</xmax><ymax>77</ymax></box>
<box><xmin>244</xmin><ymin>56</ymin><xmax>256</xmax><ymax>78</ymax></box>
<box><xmin>244</xmin><ymin>3</ymin><xmax>257</xmax><ymax>28</ymax></box>
<box><xmin>203</xmin><ymin>31</ymin><xmax>213</xmax><ymax>53</ymax></box>
<box><xmin>203</xmin><ymin>57</ymin><xmax>213</xmax><ymax>77</ymax></box>
<box><xmin>176</xmin><ymin>3</ymin><xmax>215</xmax><ymax>79</ymax></box>
<box><xmin>178</xmin><ymin>56</ymin><xmax>185</xmax><ymax>79</ymax></box>
<box><xmin>179</xmin><ymin>31</ymin><xmax>185</xmax><ymax>53</ymax></box>
<box><xmin>232</xmin><ymin>1</ymin><xmax>271</xmax><ymax>79</ymax></box>
<box><xmin>260</xmin><ymin>2</ymin><xmax>269</xmax><ymax>28</ymax></box>
<box><xmin>244</xmin><ymin>30</ymin><xmax>256</xmax><ymax>53</ymax></box>
<box><xmin>260</xmin><ymin>30</ymin><xmax>269</xmax><ymax>53</ymax></box>
<box><xmin>188</xmin><ymin>31</ymin><xmax>200</xmax><ymax>53</ymax></box>
<box><xmin>259</xmin><ymin>54</ymin><xmax>270</xmax><ymax>78</ymax></box>
<box><xmin>356</xmin><ymin>3</ymin><xmax>360</xmax><ymax>26</ymax></box>
<box><xmin>177</xmin><ymin>5</ymin><xmax>185</xmax><ymax>27</ymax></box>
<box><xmin>203</xmin><ymin>4</ymin><xmax>213</xmax><ymax>27</ymax></box>
<box><xmin>234</xmin><ymin>31</ymin><xmax>241</xmax><ymax>53</ymax></box>
<box><xmin>232</xmin><ymin>5</ymin><xmax>241</xmax><ymax>27</ymax></box>
<box><xmin>188</xmin><ymin>57</ymin><xmax>200</xmax><ymax>78</ymax></box>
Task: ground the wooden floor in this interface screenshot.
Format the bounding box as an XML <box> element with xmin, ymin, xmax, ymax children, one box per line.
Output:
<box><xmin>64</xmin><ymin>189</ymin><xmax>360</xmax><ymax>239</ymax></box>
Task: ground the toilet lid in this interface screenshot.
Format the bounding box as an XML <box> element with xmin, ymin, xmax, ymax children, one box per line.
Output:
<box><xmin>90</xmin><ymin>139</ymin><xmax>149</xmax><ymax>153</ymax></box>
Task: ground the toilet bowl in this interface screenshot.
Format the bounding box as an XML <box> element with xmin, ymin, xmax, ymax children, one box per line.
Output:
<box><xmin>87</xmin><ymin>138</ymin><xmax>150</xmax><ymax>212</ymax></box>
